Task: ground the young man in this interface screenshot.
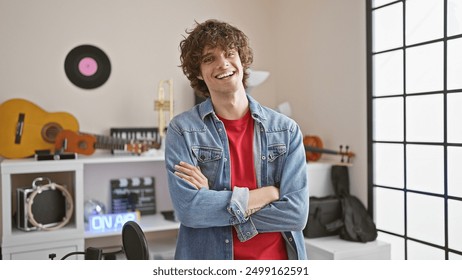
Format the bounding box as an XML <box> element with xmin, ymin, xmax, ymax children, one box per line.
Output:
<box><xmin>165</xmin><ymin>19</ymin><xmax>308</xmax><ymax>260</ymax></box>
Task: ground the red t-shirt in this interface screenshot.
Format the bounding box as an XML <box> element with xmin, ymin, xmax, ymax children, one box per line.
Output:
<box><xmin>218</xmin><ymin>110</ymin><xmax>288</xmax><ymax>260</ymax></box>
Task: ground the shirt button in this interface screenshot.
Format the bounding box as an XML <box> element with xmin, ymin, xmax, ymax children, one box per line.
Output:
<box><xmin>218</xmin><ymin>128</ymin><xmax>223</xmax><ymax>132</ymax></box>
<box><xmin>246</xmin><ymin>232</ymin><xmax>251</xmax><ymax>236</ymax></box>
<box><xmin>261</xmin><ymin>156</ymin><xmax>266</xmax><ymax>160</ymax></box>
<box><xmin>224</xmin><ymin>158</ymin><xmax>228</xmax><ymax>162</ymax></box>
<box><xmin>225</xmin><ymin>239</ymin><xmax>230</xmax><ymax>243</ymax></box>
<box><xmin>289</xmin><ymin>237</ymin><xmax>293</xmax><ymax>242</ymax></box>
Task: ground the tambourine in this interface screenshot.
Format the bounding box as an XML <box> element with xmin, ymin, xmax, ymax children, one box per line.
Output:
<box><xmin>26</xmin><ymin>177</ymin><xmax>74</xmax><ymax>231</ymax></box>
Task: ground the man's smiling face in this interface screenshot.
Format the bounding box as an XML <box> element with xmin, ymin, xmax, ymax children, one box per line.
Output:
<box><xmin>198</xmin><ymin>46</ymin><xmax>244</xmax><ymax>96</ymax></box>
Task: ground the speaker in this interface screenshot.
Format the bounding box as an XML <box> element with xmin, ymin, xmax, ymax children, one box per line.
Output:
<box><xmin>16</xmin><ymin>177</ymin><xmax>74</xmax><ymax>231</ymax></box>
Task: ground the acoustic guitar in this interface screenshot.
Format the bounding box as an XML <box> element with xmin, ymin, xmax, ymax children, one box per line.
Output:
<box><xmin>0</xmin><ymin>98</ymin><xmax>80</xmax><ymax>159</ymax></box>
<box><xmin>0</xmin><ymin>99</ymin><xmax>161</xmax><ymax>159</ymax></box>
<box><xmin>54</xmin><ymin>130</ymin><xmax>161</xmax><ymax>156</ymax></box>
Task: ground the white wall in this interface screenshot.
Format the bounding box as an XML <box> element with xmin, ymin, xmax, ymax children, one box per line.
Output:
<box><xmin>0</xmin><ymin>0</ymin><xmax>368</xmax><ymax>204</ymax></box>
<box><xmin>272</xmin><ymin>0</ymin><xmax>368</xmax><ymax>203</ymax></box>
<box><xmin>0</xmin><ymin>0</ymin><xmax>277</xmax><ymax>134</ymax></box>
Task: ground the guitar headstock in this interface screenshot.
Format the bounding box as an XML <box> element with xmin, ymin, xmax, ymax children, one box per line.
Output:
<box><xmin>125</xmin><ymin>140</ymin><xmax>161</xmax><ymax>155</ymax></box>
<box><xmin>339</xmin><ymin>145</ymin><xmax>355</xmax><ymax>163</ymax></box>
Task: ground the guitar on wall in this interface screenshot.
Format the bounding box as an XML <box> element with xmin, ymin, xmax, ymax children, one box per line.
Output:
<box><xmin>0</xmin><ymin>98</ymin><xmax>80</xmax><ymax>159</ymax></box>
<box><xmin>0</xmin><ymin>98</ymin><xmax>160</xmax><ymax>159</ymax></box>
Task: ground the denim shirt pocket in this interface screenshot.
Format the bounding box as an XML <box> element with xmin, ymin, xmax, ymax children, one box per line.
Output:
<box><xmin>192</xmin><ymin>145</ymin><xmax>223</xmax><ymax>188</ymax></box>
<box><xmin>267</xmin><ymin>144</ymin><xmax>287</xmax><ymax>185</ymax></box>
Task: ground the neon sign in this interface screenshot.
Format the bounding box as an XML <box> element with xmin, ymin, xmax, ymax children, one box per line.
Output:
<box><xmin>88</xmin><ymin>212</ymin><xmax>140</xmax><ymax>232</ymax></box>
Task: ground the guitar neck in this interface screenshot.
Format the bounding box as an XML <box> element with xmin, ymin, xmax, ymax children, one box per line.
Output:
<box><xmin>93</xmin><ymin>134</ymin><xmax>131</xmax><ymax>151</ymax></box>
<box><xmin>93</xmin><ymin>134</ymin><xmax>160</xmax><ymax>153</ymax></box>
<box><xmin>305</xmin><ymin>145</ymin><xmax>339</xmax><ymax>155</ymax></box>
<box><xmin>55</xmin><ymin>130</ymin><xmax>160</xmax><ymax>156</ymax></box>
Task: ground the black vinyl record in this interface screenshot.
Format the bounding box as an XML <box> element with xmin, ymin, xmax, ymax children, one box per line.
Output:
<box><xmin>64</xmin><ymin>45</ymin><xmax>111</xmax><ymax>89</ymax></box>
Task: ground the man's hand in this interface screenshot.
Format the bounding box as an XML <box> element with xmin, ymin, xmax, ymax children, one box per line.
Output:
<box><xmin>246</xmin><ymin>186</ymin><xmax>280</xmax><ymax>216</ymax></box>
<box><xmin>174</xmin><ymin>161</ymin><xmax>209</xmax><ymax>190</ymax></box>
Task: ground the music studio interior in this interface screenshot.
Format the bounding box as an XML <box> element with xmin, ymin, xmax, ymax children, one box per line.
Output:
<box><xmin>1</xmin><ymin>0</ymin><xmax>461</xmax><ymax>261</ymax></box>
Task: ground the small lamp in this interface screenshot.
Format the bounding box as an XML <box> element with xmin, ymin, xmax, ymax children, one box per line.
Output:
<box><xmin>246</xmin><ymin>69</ymin><xmax>270</xmax><ymax>93</ymax></box>
<box><xmin>276</xmin><ymin>101</ymin><xmax>292</xmax><ymax>117</ymax></box>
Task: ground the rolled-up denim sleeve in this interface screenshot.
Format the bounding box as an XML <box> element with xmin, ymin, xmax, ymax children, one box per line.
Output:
<box><xmin>227</xmin><ymin>186</ymin><xmax>249</xmax><ymax>223</ymax></box>
<box><xmin>227</xmin><ymin>187</ymin><xmax>258</xmax><ymax>242</ymax></box>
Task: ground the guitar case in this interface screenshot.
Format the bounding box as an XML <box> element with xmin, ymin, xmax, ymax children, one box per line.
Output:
<box><xmin>303</xmin><ymin>165</ymin><xmax>349</xmax><ymax>238</ymax></box>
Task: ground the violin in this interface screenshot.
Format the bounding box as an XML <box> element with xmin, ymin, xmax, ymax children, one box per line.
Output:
<box><xmin>303</xmin><ymin>135</ymin><xmax>355</xmax><ymax>163</ymax></box>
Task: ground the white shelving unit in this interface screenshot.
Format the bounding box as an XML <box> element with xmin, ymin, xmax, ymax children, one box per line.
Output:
<box><xmin>0</xmin><ymin>152</ymin><xmax>179</xmax><ymax>260</ymax></box>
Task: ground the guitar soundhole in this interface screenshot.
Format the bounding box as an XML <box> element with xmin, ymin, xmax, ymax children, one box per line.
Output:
<box><xmin>78</xmin><ymin>141</ymin><xmax>88</xmax><ymax>149</ymax></box>
<box><xmin>42</xmin><ymin>123</ymin><xmax>63</xmax><ymax>143</ymax></box>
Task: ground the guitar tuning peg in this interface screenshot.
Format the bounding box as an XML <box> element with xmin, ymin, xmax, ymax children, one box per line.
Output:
<box><xmin>339</xmin><ymin>145</ymin><xmax>344</xmax><ymax>163</ymax></box>
<box><xmin>345</xmin><ymin>145</ymin><xmax>350</xmax><ymax>163</ymax></box>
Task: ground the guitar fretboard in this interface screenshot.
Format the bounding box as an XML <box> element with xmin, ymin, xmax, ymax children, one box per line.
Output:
<box><xmin>94</xmin><ymin>135</ymin><xmax>130</xmax><ymax>150</ymax></box>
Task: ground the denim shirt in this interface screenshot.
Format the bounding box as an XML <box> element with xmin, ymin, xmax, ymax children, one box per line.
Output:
<box><xmin>165</xmin><ymin>94</ymin><xmax>309</xmax><ymax>260</ymax></box>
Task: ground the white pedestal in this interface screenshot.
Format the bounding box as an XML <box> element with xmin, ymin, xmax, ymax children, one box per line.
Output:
<box><xmin>306</xmin><ymin>161</ymin><xmax>336</xmax><ymax>197</ymax></box>
<box><xmin>305</xmin><ymin>236</ymin><xmax>391</xmax><ymax>260</ymax></box>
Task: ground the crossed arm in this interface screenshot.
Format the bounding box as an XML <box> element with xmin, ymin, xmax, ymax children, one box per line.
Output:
<box><xmin>174</xmin><ymin>161</ymin><xmax>279</xmax><ymax>217</ymax></box>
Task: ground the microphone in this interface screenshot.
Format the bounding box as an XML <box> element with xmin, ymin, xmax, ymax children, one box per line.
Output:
<box><xmin>122</xmin><ymin>221</ymin><xmax>150</xmax><ymax>260</ymax></box>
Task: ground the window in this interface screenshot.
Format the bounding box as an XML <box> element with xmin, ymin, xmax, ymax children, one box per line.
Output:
<box><xmin>368</xmin><ymin>0</ymin><xmax>462</xmax><ymax>260</ymax></box>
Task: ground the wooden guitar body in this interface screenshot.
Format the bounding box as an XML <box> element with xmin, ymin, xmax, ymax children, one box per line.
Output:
<box><xmin>54</xmin><ymin>130</ymin><xmax>97</xmax><ymax>155</ymax></box>
<box><xmin>303</xmin><ymin>135</ymin><xmax>323</xmax><ymax>161</ymax></box>
<box><xmin>0</xmin><ymin>98</ymin><xmax>79</xmax><ymax>159</ymax></box>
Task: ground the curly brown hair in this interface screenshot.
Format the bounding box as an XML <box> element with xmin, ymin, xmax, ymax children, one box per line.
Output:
<box><xmin>179</xmin><ymin>19</ymin><xmax>254</xmax><ymax>98</ymax></box>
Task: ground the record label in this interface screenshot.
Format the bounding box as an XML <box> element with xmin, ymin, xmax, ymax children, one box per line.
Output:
<box><xmin>64</xmin><ymin>45</ymin><xmax>111</xmax><ymax>89</ymax></box>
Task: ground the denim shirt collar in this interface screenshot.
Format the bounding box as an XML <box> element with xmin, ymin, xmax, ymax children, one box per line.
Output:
<box><xmin>198</xmin><ymin>93</ymin><xmax>267</xmax><ymax>123</ymax></box>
